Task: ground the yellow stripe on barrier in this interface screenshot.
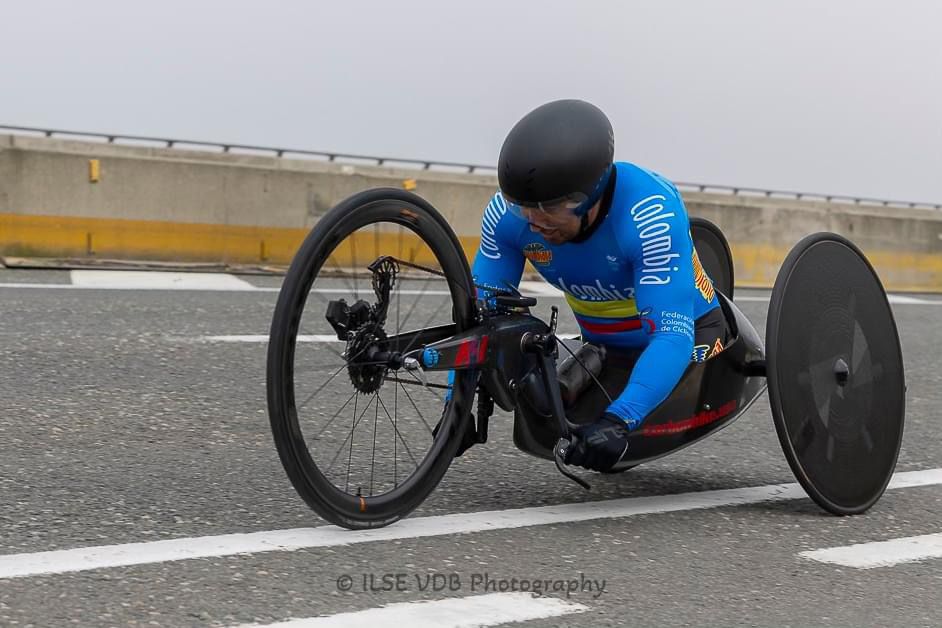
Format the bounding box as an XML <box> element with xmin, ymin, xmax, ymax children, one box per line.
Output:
<box><xmin>1</xmin><ymin>213</ymin><xmax>940</xmax><ymax>292</ymax></box>
<box><xmin>0</xmin><ymin>213</ymin><xmax>483</xmax><ymax>269</ymax></box>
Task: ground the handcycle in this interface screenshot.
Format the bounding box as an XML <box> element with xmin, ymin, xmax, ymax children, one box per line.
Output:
<box><xmin>267</xmin><ymin>188</ymin><xmax>905</xmax><ymax>530</ymax></box>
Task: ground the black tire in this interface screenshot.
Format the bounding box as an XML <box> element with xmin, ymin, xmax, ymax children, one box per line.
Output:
<box><xmin>690</xmin><ymin>217</ymin><xmax>735</xmax><ymax>300</ymax></box>
<box><xmin>267</xmin><ymin>188</ymin><xmax>478</xmax><ymax>529</ymax></box>
<box><xmin>767</xmin><ymin>232</ymin><xmax>905</xmax><ymax>515</ymax></box>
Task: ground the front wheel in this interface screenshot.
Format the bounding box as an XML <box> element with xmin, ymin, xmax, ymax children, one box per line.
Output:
<box><xmin>267</xmin><ymin>188</ymin><xmax>478</xmax><ymax>529</ymax></box>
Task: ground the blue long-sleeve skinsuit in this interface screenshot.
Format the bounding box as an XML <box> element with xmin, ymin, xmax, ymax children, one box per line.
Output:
<box><xmin>472</xmin><ymin>161</ymin><xmax>720</xmax><ymax>429</ymax></box>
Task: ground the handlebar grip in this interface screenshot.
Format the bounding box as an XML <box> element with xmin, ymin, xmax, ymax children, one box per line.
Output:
<box><xmin>494</xmin><ymin>294</ymin><xmax>537</xmax><ymax>308</ymax></box>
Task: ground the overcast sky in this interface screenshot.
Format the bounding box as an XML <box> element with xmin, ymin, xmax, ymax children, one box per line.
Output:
<box><xmin>2</xmin><ymin>0</ymin><xmax>940</xmax><ymax>202</ymax></box>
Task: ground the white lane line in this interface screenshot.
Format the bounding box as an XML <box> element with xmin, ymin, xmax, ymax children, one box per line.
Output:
<box><xmin>800</xmin><ymin>532</ymin><xmax>942</xmax><ymax>569</ymax></box>
<box><xmin>733</xmin><ymin>293</ymin><xmax>938</xmax><ymax>305</ymax></box>
<box><xmin>886</xmin><ymin>294</ymin><xmax>934</xmax><ymax>304</ymax></box>
<box><xmin>1</xmin><ymin>274</ymin><xmax>939</xmax><ymax>305</ymax></box>
<box><xmin>1</xmin><ymin>468</ymin><xmax>940</xmax><ymax>580</ymax></box>
<box><xmin>203</xmin><ymin>335</ymin><xmax>342</xmax><ymax>343</ymax></box>
<box><xmin>236</xmin><ymin>592</ymin><xmax>586</xmax><ymax>628</ymax></box>
<box><xmin>70</xmin><ymin>270</ymin><xmax>258</xmax><ymax>290</ymax></box>
<box><xmin>2</xmin><ymin>279</ymin><xmax>939</xmax><ymax>307</ymax></box>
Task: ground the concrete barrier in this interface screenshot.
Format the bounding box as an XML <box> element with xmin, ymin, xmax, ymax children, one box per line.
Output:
<box><xmin>2</xmin><ymin>133</ymin><xmax>941</xmax><ymax>291</ymax></box>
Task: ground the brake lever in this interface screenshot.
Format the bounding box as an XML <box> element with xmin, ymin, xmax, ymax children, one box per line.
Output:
<box><xmin>521</xmin><ymin>331</ymin><xmax>591</xmax><ymax>491</ymax></box>
<box><xmin>554</xmin><ymin>437</ymin><xmax>590</xmax><ymax>490</ymax></box>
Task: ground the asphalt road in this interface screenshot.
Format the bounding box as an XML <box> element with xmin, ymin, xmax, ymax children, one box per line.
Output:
<box><xmin>1</xmin><ymin>268</ymin><xmax>940</xmax><ymax>627</ymax></box>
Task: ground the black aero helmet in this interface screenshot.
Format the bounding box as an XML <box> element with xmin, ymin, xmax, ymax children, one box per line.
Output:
<box><xmin>498</xmin><ymin>99</ymin><xmax>614</xmax><ymax>217</ymax></box>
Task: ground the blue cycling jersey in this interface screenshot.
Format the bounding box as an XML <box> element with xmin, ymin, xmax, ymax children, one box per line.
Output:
<box><xmin>471</xmin><ymin>161</ymin><xmax>720</xmax><ymax>428</ymax></box>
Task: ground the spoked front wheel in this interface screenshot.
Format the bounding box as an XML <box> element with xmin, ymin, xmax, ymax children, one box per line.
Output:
<box><xmin>267</xmin><ymin>189</ymin><xmax>479</xmax><ymax>529</ymax></box>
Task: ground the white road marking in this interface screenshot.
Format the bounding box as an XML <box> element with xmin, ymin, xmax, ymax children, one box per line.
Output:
<box><xmin>886</xmin><ymin>294</ymin><xmax>935</xmax><ymax>304</ymax></box>
<box><xmin>1</xmin><ymin>468</ymin><xmax>939</xmax><ymax>580</ymax></box>
<box><xmin>0</xmin><ymin>272</ymin><xmax>939</xmax><ymax>304</ymax></box>
<box><xmin>202</xmin><ymin>335</ymin><xmax>342</xmax><ymax>343</ymax></box>
<box><xmin>800</xmin><ymin>532</ymin><xmax>942</xmax><ymax>569</ymax></box>
<box><xmin>2</xmin><ymin>277</ymin><xmax>939</xmax><ymax>307</ymax></box>
<box><xmin>235</xmin><ymin>593</ymin><xmax>586</xmax><ymax>628</ymax></box>
<box><xmin>69</xmin><ymin>270</ymin><xmax>258</xmax><ymax>290</ymax></box>
<box><xmin>734</xmin><ymin>294</ymin><xmax>937</xmax><ymax>305</ymax></box>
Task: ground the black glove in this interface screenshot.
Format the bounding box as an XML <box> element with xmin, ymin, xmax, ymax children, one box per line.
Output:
<box><xmin>564</xmin><ymin>413</ymin><xmax>631</xmax><ymax>472</ymax></box>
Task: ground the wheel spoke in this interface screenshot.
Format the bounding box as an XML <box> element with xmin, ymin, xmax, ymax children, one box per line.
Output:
<box><xmin>394</xmin><ymin>358</ymin><xmax>399</xmax><ymax>487</ymax></box>
<box><xmin>376</xmin><ymin>393</ymin><xmax>419</xmax><ymax>467</ymax></box>
<box><xmin>400</xmin><ymin>295</ymin><xmax>451</xmax><ymax>356</ymax></box>
<box><xmin>312</xmin><ymin>389</ymin><xmax>359</xmax><ymax>440</ymax></box>
<box><xmin>383</xmin><ymin>375</ymin><xmax>452</xmax><ymax>391</ymax></box>
<box><xmin>326</xmin><ymin>393</ymin><xmax>376</xmax><ymax>475</ymax></box>
<box><xmin>297</xmin><ymin>362</ymin><xmax>348</xmax><ymax>411</ymax></box>
<box><xmin>295</xmin><ymin>334</ymin><xmax>347</xmax><ymax>364</ymax></box>
<box><xmin>370</xmin><ymin>390</ymin><xmax>379</xmax><ymax>496</ymax></box>
<box><xmin>397</xmin><ymin>380</ymin><xmax>436</xmax><ymax>435</ymax></box>
<box><xmin>397</xmin><ymin>272</ymin><xmax>438</xmax><ymax>332</ymax></box>
<box><xmin>406</xmin><ymin>369</ymin><xmax>445</xmax><ymax>404</ymax></box>
<box><xmin>384</xmin><ymin>324</ymin><xmax>457</xmax><ymax>354</ymax></box>
<box><xmin>345</xmin><ymin>394</ymin><xmax>358</xmax><ymax>493</ymax></box>
<box><xmin>326</xmin><ymin>253</ymin><xmax>357</xmax><ymax>300</ymax></box>
<box><xmin>351</xmin><ymin>230</ymin><xmax>359</xmax><ymax>300</ymax></box>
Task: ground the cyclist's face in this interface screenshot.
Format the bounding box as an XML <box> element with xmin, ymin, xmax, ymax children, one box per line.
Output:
<box><xmin>519</xmin><ymin>202</ymin><xmax>597</xmax><ymax>244</ymax></box>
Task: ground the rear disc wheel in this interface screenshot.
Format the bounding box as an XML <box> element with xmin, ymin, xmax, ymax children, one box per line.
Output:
<box><xmin>766</xmin><ymin>232</ymin><xmax>905</xmax><ymax>515</ymax></box>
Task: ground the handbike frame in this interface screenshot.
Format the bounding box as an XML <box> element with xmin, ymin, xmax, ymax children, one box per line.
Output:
<box><xmin>386</xmin><ymin>292</ymin><xmax>768</xmax><ymax>485</ymax></box>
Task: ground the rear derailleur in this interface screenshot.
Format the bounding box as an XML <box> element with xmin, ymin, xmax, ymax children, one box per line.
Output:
<box><xmin>324</xmin><ymin>257</ymin><xmax>403</xmax><ymax>393</ymax></box>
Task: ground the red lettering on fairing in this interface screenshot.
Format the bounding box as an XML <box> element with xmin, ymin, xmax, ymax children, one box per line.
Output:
<box><xmin>639</xmin><ymin>400</ymin><xmax>738</xmax><ymax>436</ymax></box>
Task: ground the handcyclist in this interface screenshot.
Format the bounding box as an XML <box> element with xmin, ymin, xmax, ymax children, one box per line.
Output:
<box><xmin>472</xmin><ymin>99</ymin><xmax>730</xmax><ymax>472</ymax></box>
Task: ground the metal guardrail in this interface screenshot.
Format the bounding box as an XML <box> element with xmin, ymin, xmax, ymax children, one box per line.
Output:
<box><xmin>0</xmin><ymin>124</ymin><xmax>494</xmax><ymax>174</ymax></box>
<box><xmin>2</xmin><ymin>124</ymin><xmax>940</xmax><ymax>210</ymax></box>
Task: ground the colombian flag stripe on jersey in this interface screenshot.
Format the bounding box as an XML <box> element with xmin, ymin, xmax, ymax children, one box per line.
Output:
<box><xmin>564</xmin><ymin>293</ymin><xmax>638</xmax><ymax>319</ymax></box>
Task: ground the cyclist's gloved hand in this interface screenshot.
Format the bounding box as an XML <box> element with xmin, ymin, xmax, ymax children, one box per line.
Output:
<box><xmin>564</xmin><ymin>412</ymin><xmax>633</xmax><ymax>472</ymax></box>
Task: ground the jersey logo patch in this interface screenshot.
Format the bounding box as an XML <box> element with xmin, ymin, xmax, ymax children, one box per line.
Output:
<box><xmin>692</xmin><ymin>249</ymin><xmax>716</xmax><ymax>302</ymax></box>
<box><xmin>523</xmin><ymin>242</ymin><xmax>552</xmax><ymax>266</ymax></box>
<box><xmin>692</xmin><ymin>344</ymin><xmax>711</xmax><ymax>362</ymax></box>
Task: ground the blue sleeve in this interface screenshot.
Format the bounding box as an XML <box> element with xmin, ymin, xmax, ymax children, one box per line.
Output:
<box><xmin>470</xmin><ymin>193</ymin><xmax>526</xmax><ymax>297</ymax></box>
<box><xmin>605</xmin><ymin>191</ymin><xmax>696</xmax><ymax>428</ymax></box>
<box><xmin>446</xmin><ymin>193</ymin><xmax>525</xmax><ymax>400</ymax></box>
